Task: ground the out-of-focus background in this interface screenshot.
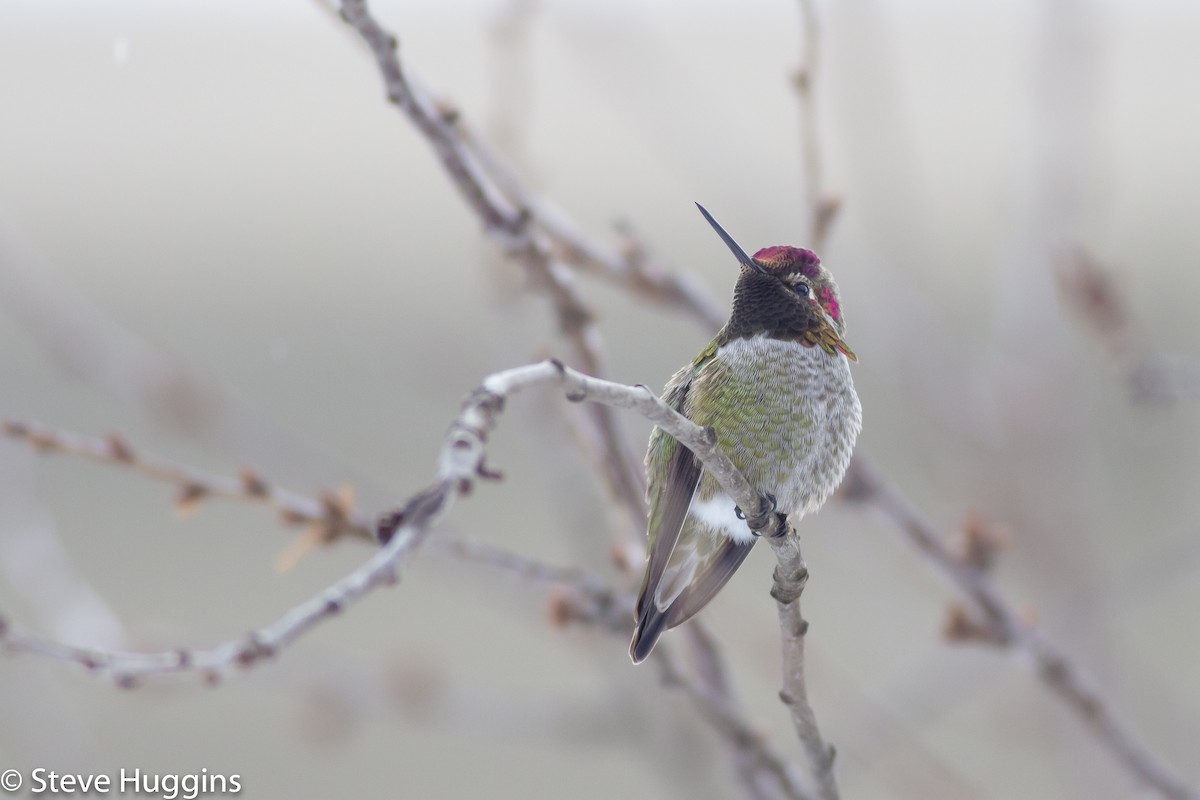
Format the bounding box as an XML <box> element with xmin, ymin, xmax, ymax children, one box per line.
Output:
<box><xmin>1</xmin><ymin>1</ymin><xmax>1199</xmax><ymax>798</ymax></box>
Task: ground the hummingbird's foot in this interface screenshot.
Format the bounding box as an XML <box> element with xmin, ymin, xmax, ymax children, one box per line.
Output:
<box><xmin>734</xmin><ymin>493</ymin><xmax>778</xmax><ymax>525</ymax></box>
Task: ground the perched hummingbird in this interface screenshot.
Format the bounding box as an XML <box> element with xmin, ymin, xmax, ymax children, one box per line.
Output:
<box><xmin>630</xmin><ymin>204</ymin><xmax>862</xmax><ymax>663</ymax></box>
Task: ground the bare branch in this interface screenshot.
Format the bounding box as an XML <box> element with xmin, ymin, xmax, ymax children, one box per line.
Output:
<box><xmin>767</xmin><ymin>534</ymin><xmax>837</xmax><ymax>800</ymax></box>
<box><xmin>458</xmin><ymin>360</ymin><xmax>786</xmax><ymax>539</ymax></box>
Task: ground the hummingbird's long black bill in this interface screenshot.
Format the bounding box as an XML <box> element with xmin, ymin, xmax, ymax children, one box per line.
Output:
<box><xmin>695</xmin><ymin>203</ymin><xmax>768</xmax><ymax>275</ymax></box>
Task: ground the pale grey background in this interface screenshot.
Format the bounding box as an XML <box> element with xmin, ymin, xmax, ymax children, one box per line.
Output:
<box><xmin>0</xmin><ymin>1</ymin><xmax>1198</xmax><ymax>798</ymax></box>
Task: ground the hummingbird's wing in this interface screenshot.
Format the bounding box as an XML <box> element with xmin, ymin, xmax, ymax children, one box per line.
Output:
<box><xmin>632</xmin><ymin>409</ymin><xmax>757</xmax><ymax>663</ymax></box>
<box><xmin>635</xmin><ymin>428</ymin><xmax>701</xmax><ymax>624</ymax></box>
<box><xmin>631</xmin><ymin>472</ymin><xmax>756</xmax><ymax>662</ymax></box>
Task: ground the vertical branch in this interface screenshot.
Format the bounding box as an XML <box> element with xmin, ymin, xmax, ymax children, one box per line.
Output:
<box><xmin>792</xmin><ymin>0</ymin><xmax>839</xmax><ymax>252</ymax></box>
<box><xmin>767</xmin><ymin>532</ymin><xmax>838</xmax><ymax>800</ymax></box>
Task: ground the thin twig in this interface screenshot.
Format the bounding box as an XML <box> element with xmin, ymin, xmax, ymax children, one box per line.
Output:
<box><xmin>439</xmin><ymin>535</ymin><xmax>611</xmax><ymax>597</ymax></box>
<box><xmin>0</xmin><ymin>419</ymin><xmax>374</xmax><ymax>545</ymax></box>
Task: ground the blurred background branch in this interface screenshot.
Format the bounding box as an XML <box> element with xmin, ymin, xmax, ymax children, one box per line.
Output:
<box><xmin>1057</xmin><ymin>248</ymin><xmax>1200</xmax><ymax>405</ymax></box>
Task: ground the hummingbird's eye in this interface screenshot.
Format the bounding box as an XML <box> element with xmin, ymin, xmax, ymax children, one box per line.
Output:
<box><xmin>792</xmin><ymin>282</ymin><xmax>811</xmax><ymax>298</ymax></box>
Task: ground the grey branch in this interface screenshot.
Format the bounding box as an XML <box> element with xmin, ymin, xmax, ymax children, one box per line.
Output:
<box><xmin>767</xmin><ymin>534</ymin><xmax>837</xmax><ymax>800</ymax></box>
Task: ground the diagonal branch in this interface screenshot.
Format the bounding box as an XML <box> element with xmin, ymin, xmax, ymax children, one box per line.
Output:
<box><xmin>1055</xmin><ymin>248</ymin><xmax>1200</xmax><ymax>405</ymax></box>
<box><xmin>453</xmin><ymin>125</ymin><xmax>726</xmax><ymax>331</ymax></box>
<box><xmin>0</xmin><ymin>479</ymin><xmax>450</xmax><ymax>687</ymax></box>
<box><xmin>842</xmin><ymin>458</ymin><xmax>1198</xmax><ymax>800</ymax></box>
<box><xmin>336</xmin><ymin>0</ymin><xmax>646</xmax><ymax>534</ymax></box>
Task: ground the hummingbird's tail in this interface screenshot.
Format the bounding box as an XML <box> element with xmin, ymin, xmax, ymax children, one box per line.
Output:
<box><xmin>629</xmin><ymin>604</ymin><xmax>670</xmax><ymax>664</ymax></box>
<box><xmin>629</xmin><ymin>535</ymin><xmax>756</xmax><ymax>663</ymax></box>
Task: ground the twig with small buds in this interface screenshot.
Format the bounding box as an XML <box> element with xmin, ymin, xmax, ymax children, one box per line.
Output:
<box><xmin>0</xmin><ymin>415</ymin><xmax>630</xmax><ymax>662</ymax></box>
<box><xmin>327</xmin><ymin>15</ymin><xmax>812</xmax><ymax>794</ymax></box>
<box><xmin>0</xmin><ymin>418</ymin><xmax>620</xmax><ymax>579</ymax></box>
<box><xmin>0</xmin><ymin>419</ymin><xmax>375</xmax><ymax>546</ymax></box>
<box><xmin>0</xmin><ymin>421</ymin><xmax>805</xmax><ymax>796</ymax></box>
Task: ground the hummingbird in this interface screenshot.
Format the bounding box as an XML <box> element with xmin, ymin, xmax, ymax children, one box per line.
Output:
<box><xmin>629</xmin><ymin>204</ymin><xmax>862</xmax><ymax>663</ymax></box>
